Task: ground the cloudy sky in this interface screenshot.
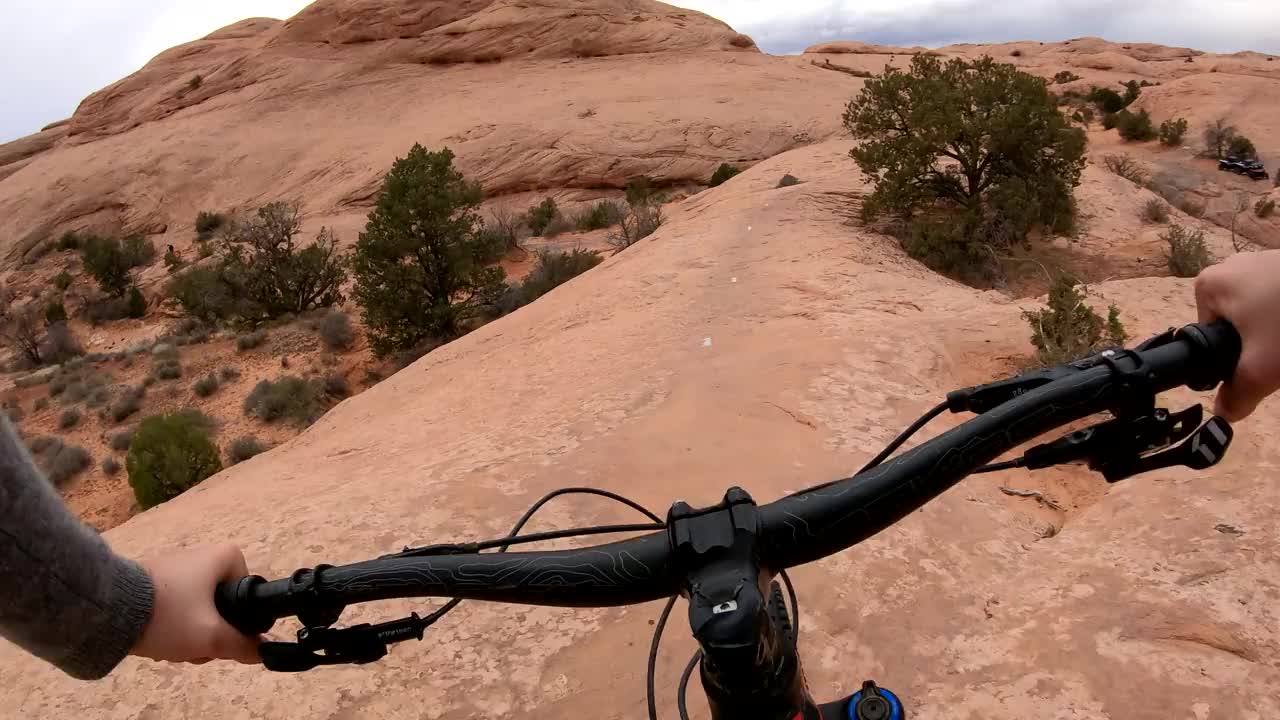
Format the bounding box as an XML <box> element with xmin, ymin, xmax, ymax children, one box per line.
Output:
<box><xmin>1</xmin><ymin>0</ymin><xmax>1277</xmax><ymax>142</ymax></box>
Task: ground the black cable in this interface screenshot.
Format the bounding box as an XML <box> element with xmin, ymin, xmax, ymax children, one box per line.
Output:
<box><xmin>971</xmin><ymin>459</ymin><xmax>1025</xmax><ymax>474</ymax></box>
<box><xmin>857</xmin><ymin>401</ymin><xmax>949</xmax><ymax>474</ymax></box>
<box><xmin>663</xmin><ymin>571</ymin><xmax>802</xmax><ymax>720</ymax></box>
<box><xmin>504</xmin><ymin>487</ymin><xmax>664</xmax><ymax>534</ymax></box>
<box><xmin>780</xmin><ymin>570</ymin><xmax>799</xmax><ymax>642</ymax></box>
<box><xmin>676</xmin><ymin>652</ymin><xmax>702</xmax><ymax>720</ymax></box>
<box><xmin>392</xmin><ymin>523</ymin><xmax>666</xmax><ymax>558</ymax></box>
<box><xmin>790</xmin><ymin>400</ymin><xmax>949</xmax><ymax>499</ymax></box>
<box><xmin>473</xmin><ymin>523</ymin><xmax>664</xmax><ymax>551</ymax></box>
<box><xmin>409</xmin><ymin>488</ymin><xmax>663</xmax><ymax>638</ymax></box>
<box><xmin>647</xmin><ymin>596</ymin><xmax>679</xmax><ymax>720</ymax></box>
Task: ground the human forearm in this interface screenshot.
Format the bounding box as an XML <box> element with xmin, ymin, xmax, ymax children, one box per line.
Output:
<box><xmin>0</xmin><ymin>417</ymin><xmax>154</xmax><ymax>679</ymax></box>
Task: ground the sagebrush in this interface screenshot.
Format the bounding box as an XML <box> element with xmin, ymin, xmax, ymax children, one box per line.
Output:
<box><xmin>110</xmin><ymin>387</ymin><xmax>144</xmax><ymax>422</ymax></box>
<box><xmin>228</xmin><ymin>435</ymin><xmax>268</xmax><ymax>465</ymax></box>
<box><xmin>1163</xmin><ymin>224</ymin><xmax>1212</xmax><ymax>278</ymax></box>
<box><xmin>1142</xmin><ymin>199</ymin><xmax>1169</xmax><ymax>224</ymax></box>
<box><xmin>244</xmin><ymin>376</ymin><xmax>324</xmax><ymax>426</ymax></box>
<box><xmin>497</xmin><ymin>249</ymin><xmax>603</xmax><ymax>315</ymax></box>
<box><xmin>110</xmin><ymin>429</ymin><xmax>134</xmax><ymax>451</ymax></box>
<box><xmin>236</xmin><ymin>329</ymin><xmax>267</xmax><ymax>351</ymax></box>
<box><xmin>318</xmin><ymin>311</ymin><xmax>355</xmax><ymax>351</ymax></box>
<box><xmin>193</xmin><ymin>374</ymin><xmax>219</xmax><ymax>397</ymax></box>
<box><xmin>58</xmin><ymin>408</ymin><xmax>81</xmax><ymax>430</ymax></box>
<box><xmin>573</xmin><ymin>200</ymin><xmax>624</xmax><ymax>232</ymax></box>
<box><xmin>30</xmin><ymin>436</ymin><xmax>92</xmax><ymax>486</ymax></box>
<box><xmin>1203</xmin><ymin>118</ymin><xmax>1257</xmax><ymax>160</ymax></box>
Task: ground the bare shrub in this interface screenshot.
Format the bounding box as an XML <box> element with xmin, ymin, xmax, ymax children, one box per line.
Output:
<box><xmin>487</xmin><ymin>206</ymin><xmax>527</xmax><ymax>251</ymax></box>
<box><xmin>607</xmin><ymin>203</ymin><xmax>663</xmax><ymax>252</ymax></box>
<box><xmin>1102</xmin><ymin>154</ymin><xmax>1147</xmax><ymax>185</ymax></box>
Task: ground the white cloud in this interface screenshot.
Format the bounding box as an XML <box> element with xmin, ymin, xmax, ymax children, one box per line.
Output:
<box><xmin>1</xmin><ymin>0</ymin><xmax>1277</xmax><ymax>143</ymax></box>
<box><xmin>672</xmin><ymin>0</ymin><xmax>1280</xmax><ymax>55</ymax></box>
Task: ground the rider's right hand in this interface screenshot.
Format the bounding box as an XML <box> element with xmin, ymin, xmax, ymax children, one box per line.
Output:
<box><xmin>1195</xmin><ymin>249</ymin><xmax>1280</xmax><ymax>421</ymax></box>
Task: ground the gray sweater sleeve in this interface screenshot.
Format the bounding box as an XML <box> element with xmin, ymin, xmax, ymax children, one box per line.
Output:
<box><xmin>0</xmin><ymin>416</ymin><xmax>154</xmax><ymax>680</ymax></box>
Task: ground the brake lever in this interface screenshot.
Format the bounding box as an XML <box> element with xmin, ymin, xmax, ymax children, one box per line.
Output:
<box><xmin>259</xmin><ymin>614</ymin><xmax>427</xmax><ymax>672</ymax></box>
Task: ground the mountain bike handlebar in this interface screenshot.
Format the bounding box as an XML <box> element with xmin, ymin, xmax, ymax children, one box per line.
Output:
<box><xmin>216</xmin><ymin>320</ymin><xmax>1241</xmax><ymax>638</ymax></box>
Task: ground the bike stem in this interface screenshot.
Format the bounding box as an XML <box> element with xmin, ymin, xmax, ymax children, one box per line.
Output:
<box><xmin>667</xmin><ymin>488</ymin><xmax>812</xmax><ymax>720</ymax></box>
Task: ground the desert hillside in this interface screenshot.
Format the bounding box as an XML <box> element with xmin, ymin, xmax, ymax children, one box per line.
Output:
<box><xmin>1</xmin><ymin>0</ymin><xmax>1280</xmax><ymax>718</ymax></box>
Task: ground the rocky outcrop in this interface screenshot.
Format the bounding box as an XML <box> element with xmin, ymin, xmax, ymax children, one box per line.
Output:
<box><xmin>0</xmin><ymin>124</ymin><xmax>67</xmax><ymax>183</ymax></box>
<box><xmin>0</xmin><ymin>0</ymin><xmax>790</xmax><ymax>268</ymax></box>
<box><xmin>276</xmin><ymin>0</ymin><xmax>754</xmax><ymax>61</ymax></box>
<box><xmin>805</xmin><ymin>41</ymin><xmax>936</xmax><ymax>55</ymax></box>
<box><xmin>66</xmin><ymin>0</ymin><xmax>752</xmax><ymax>142</ymax></box>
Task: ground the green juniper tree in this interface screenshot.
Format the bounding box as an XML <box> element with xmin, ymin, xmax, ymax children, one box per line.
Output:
<box><xmin>843</xmin><ymin>55</ymin><xmax>1086</xmax><ymax>279</ymax></box>
<box><xmin>352</xmin><ymin>145</ymin><xmax>506</xmax><ymax>356</ymax></box>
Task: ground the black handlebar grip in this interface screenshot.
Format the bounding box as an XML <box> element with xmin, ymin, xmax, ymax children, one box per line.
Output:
<box><xmin>215</xmin><ymin>575</ymin><xmax>277</xmax><ymax>635</ymax></box>
<box><xmin>1178</xmin><ymin>320</ymin><xmax>1242</xmax><ymax>392</ymax></box>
